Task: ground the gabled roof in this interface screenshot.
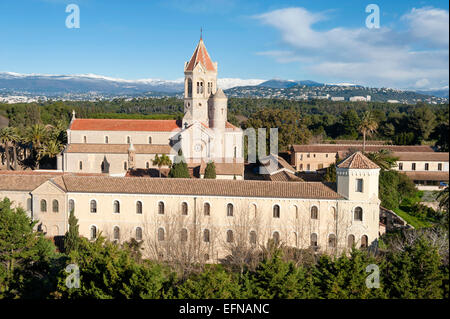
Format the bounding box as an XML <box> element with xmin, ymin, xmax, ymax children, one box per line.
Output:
<box><xmin>291</xmin><ymin>144</ymin><xmax>434</xmax><ymax>153</ymax></box>
<box><xmin>69</xmin><ymin>119</ymin><xmax>181</xmax><ymax>132</ymax></box>
<box><xmin>337</xmin><ymin>152</ymin><xmax>379</xmax><ymax>169</ymax></box>
<box><xmin>60</xmin><ymin>176</ymin><xmax>343</xmax><ymax>199</ymax></box>
<box><xmin>394</xmin><ymin>152</ymin><xmax>449</xmax><ymax>162</ymax></box>
<box><xmin>185</xmin><ymin>38</ymin><xmax>216</xmax><ymax>72</ymax></box>
<box><xmin>65</xmin><ymin>144</ymin><xmax>172</xmax><ymax>154</ymax></box>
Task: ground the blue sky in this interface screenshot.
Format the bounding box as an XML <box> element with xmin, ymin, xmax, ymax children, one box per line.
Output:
<box><xmin>0</xmin><ymin>0</ymin><xmax>448</xmax><ymax>90</ymax></box>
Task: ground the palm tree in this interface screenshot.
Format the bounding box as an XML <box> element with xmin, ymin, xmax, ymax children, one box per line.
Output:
<box><xmin>25</xmin><ymin>124</ymin><xmax>49</xmax><ymax>166</ymax></box>
<box><xmin>0</xmin><ymin>127</ymin><xmax>20</xmax><ymax>170</ymax></box>
<box><xmin>38</xmin><ymin>139</ymin><xmax>63</xmax><ymax>161</ymax></box>
<box><xmin>358</xmin><ymin>111</ymin><xmax>378</xmax><ymax>152</ymax></box>
<box><xmin>365</xmin><ymin>149</ymin><xmax>398</xmax><ymax>170</ymax></box>
<box><xmin>152</xmin><ymin>154</ymin><xmax>172</xmax><ymax>177</ymax></box>
<box><xmin>0</xmin><ymin>127</ymin><xmax>11</xmax><ymax>170</ymax></box>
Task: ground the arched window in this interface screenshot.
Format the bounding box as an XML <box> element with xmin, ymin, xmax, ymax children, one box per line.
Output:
<box><xmin>52</xmin><ymin>200</ymin><xmax>59</xmax><ymax>213</ymax></box>
<box><xmin>361</xmin><ymin>235</ymin><xmax>368</xmax><ymax>248</ymax></box>
<box><xmin>146</xmin><ymin>162</ymin><xmax>150</xmax><ymax>169</ymax></box>
<box><xmin>328</xmin><ymin>234</ymin><xmax>336</xmax><ymax>248</ymax></box>
<box><xmin>348</xmin><ymin>234</ymin><xmax>355</xmax><ymax>248</ymax></box>
<box><xmin>311</xmin><ymin>206</ymin><xmax>318</xmax><ymax>219</ymax></box>
<box><xmin>234</xmin><ymin>146</ymin><xmax>237</xmax><ymax>158</ymax></box>
<box><xmin>127</xmin><ymin>136</ymin><xmax>131</xmax><ymax>144</ymax></box>
<box><xmin>69</xmin><ymin>199</ymin><xmax>75</xmax><ymax>213</ymax></box>
<box><xmin>101</xmin><ymin>161</ymin><xmax>105</xmax><ymax>172</ymax></box>
<box><xmin>293</xmin><ymin>205</ymin><xmax>298</xmax><ymax>219</ymax></box>
<box><xmin>273</xmin><ymin>205</ymin><xmax>280</xmax><ymax>218</ymax></box>
<box><xmin>251</xmin><ymin>204</ymin><xmax>257</xmax><ymax>219</ymax></box>
<box><xmin>310</xmin><ymin>233</ymin><xmax>318</xmax><ymax>247</ymax></box>
<box><xmin>136</xmin><ymin>201</ymin><xmax>143</xmax><ymax>214</ymax></box>
<box><xmin>273</xmin><ymin>231</ymin><xmax>280</xmax><ymax>245</ymax></box>
<box><xmin>180</xmin><ymin>228</ymin><xmax>188</xmax><ymax>242</ymax></box>
<box><xmin>227</xmin><ymin>203</ymin><xmax>234</xmax><ymax>217</ymax></box>
<box><xmin>226</xmin><ymin>230</ymin><xmax>234</xmax><ymax>243</ymax></box>
<box><xmin>203</xmin><ymin>229</ymin><xmax>210</xmax><ymax>243</ymax></box>
<box><xmin>83</xmin><ymin>136</ymin><xmax>87</xmax><ymax>143</ymax></box>
<box><xmin>181</xmin><ymin>202</ymin><xmax>188</xmax><ymax>215</ymax></box>
<box><xmin>123</xmin><ymin>162</ymin><xmax>127</xmax><ymax>170</ymax></box>
<box><xmin>79</xmin><ymin>161</ymin><xmax>83</xmax><ymax>170</ymax></box>
<box><xmin>113</xmin><ymin>226</ymin><xmax>120</xmax><ymax>241</ymax></box>
<box><xmin>158</xmin><ymin>228</ymin><xmax>165</xmax><ymax>241</ymax></box>
<box><xmin>204</xmin><ymin>202</ymin><xmax>210</xmax><ymax>216</ymax></box>
<box><xmin>105</xmin><ymin>136</ymin><xmax>109</xmax><ymax>144</ymax></box>
<box><xmin>331</xmin><ymin>207</ymin><xmax>337</xmax><ymax>221</ymax></box>
<box><xmin>292</xmin><ymin>232</ymin><xmax>298</xmax><ymax>247</ymax></box>
<box><xmin>40</xmin><ymin>199</ymin><xmax>47</xmax><ymax>212</ymax></box>
<box><xmin>113</xmin><ymin>200</ymin><xmax>120</xmax><ymax>214</ymax></box>
<box><xmin>90</xmin><ymin>225</ymin><xmax>97</xmax><ymax>240</ymax></box>
<box><xmin>158</xmin><ymin>201</ymin><xmax>165</xmax><ymax>215</ymax></box>
<box><xmin>90</xmin><ymin>200</ymin><xmax>97</xmax><ymax>213</ymax></box>
<box><xmin>136</xmin><ymin>227</ymin><xmax>143</xmax><ymax>241</ymax></box>
<box><xmin>148</xmin><ymin>136</ymin><xmax>152</xmax><ymax>144</ymax></box>
<box><xmin>187</xmin><ymin>78</ymin><xmax>192</xmax><ymax>97</ymax></box>
<box><xmin>249</xmin><ymin>231</ymin><xmax>257</xmax><ymax>245</ymax></box>
<box><xmin>354</xmin><ymin>207</ymin><xmax>363</xmax><ymax>221</ymax></box>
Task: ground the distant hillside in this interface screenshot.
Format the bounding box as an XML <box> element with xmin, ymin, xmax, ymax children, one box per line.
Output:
<box><xmin>225</xmin><ymin>84</ymin><xmax>447</xmax><ymax>104</ymax></box>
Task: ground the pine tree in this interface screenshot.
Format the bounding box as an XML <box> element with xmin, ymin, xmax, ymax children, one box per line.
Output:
<box><xmin>204</xmin><ymin>161</ymin><xmax>216</xmax><ymax>179</ymax></box>
<box><xmin>64</xmin><ymin>209</ymin><xmax>80</xmax><ymax>254</ymax></box>
<box><xmin>168</xmin><ymin>150</ymin><xmax>190</xmax><ymax>178</ymax></box>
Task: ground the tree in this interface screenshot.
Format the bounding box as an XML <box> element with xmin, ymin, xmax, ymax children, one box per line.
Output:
<box><xmin>152</xmin><ymin>154</ymin><xmax>172</xmax><ymax>178</ymax></box>
<box><xmin>358</xmin><ymin>111</ymin><xmax>378</xmax><ymax>152</ymax></box>
<box><xmin>338</xmin><ymin>110</ymin><xmax>361</xmax><ymax>139</ymax></box>
<box><xmin>409</xmin><ymin>106</ymin><xmax>436</xmax><ymax>142</ymax></box>
<box><xmin>168</xmin><ymin>150</ymin><xmax>190</xmax><ymax>178</ymax></box>
<box><xmin>365</xmin><ymin>149</ymin><xmax>398</xmax><ymax>170</ymax></box>
<box><xmin>176</xmin><ymin>265</ymin><xmax>242</xmax><ymax>298</ymax></box>
<box><xmin>204</xmin><ymin>161</ymin><xmax>216</xmax><ymax>179</ymax></box>
<box><xmin>244</xmin><ymin>108</ymin><xmax>311</xmax><ymax>152</ymax></box>
<box><xmin>0</xmin><ymin>198</ymin><xmax>56</xmax><ymax>297</ymax></box>
<box><xmin>55</xmin><ymin>236</ymin><xmax>172</xmax><ymax>298</ymax></box>
<box><xmin>64</xmin><ymin>210</ymin><xmax>81</xmax><ymax>254</ymax></box>
<box><xmin>385</xmin><ymin>237</ymin><xmax>444</xmax><ymax>298</ymax></box>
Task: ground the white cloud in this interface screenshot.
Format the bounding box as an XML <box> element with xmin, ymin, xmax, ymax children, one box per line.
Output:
<box><xmin>403</xmin><ymin>7</ymin><xmax>449</xmax><ymax>47</ymax></box>
<box><xmin>255</xmin><ymin>7</ymin><xmax>449</xmax><ymax>90</ymax></box>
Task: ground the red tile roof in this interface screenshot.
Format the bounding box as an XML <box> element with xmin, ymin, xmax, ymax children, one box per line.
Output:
<box><xmin>70</xmin><ymin>119</ymin><xmax>181</xmax><ymax>132</ymax></box>
<box><xmin>337</xmin><ymin>152</ymin><xmax>379</xmax><ymax>169</ymax></box>
<box><xmin>291</xmin><ymin>144</ymin><xmax>434</xmax><ymax>153</ymax></box>
<box><xmin>65</xmin><ymin>144</ymin><xmax>172</xmax><ymax>154</ymax></box>
<box><xmin>185</xmin><ymin>39</ymin><xmax>216</xmax><ymax>72</ymax></box>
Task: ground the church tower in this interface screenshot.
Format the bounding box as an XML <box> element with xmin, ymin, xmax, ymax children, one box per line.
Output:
<box><xmin>183</xmin><ymin>35</ymin><xmax>218</xmax><ymax>127</ymax></box>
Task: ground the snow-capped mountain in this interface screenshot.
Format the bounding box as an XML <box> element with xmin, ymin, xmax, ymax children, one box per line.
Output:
<box><xmin>0</xmin><ymin>72</ymin><xmax>265</xmax><ymax>95</ymax></box>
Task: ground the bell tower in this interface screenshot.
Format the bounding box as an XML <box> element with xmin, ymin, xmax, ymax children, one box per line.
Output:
<box><xmin>183</xmin><ymin>34</ymin><xmax>218</xmax><ymax>127</ymax></box>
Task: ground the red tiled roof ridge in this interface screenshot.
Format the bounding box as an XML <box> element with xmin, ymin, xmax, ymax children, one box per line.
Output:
<box><xmin>337</xmin><ymin>151</ymin><xmax>380</xmax><ymax>169</ymax></box>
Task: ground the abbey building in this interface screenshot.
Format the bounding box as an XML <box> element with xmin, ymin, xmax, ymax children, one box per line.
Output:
<box><xmin>59</xmin><ymin>37</ymin><xmax>244</xmax><ymax>178</ymax></box>
<box><xmin>0</xmin><ymin>37</ymin><xmax>383</xmax><ymax>262</ymax></box>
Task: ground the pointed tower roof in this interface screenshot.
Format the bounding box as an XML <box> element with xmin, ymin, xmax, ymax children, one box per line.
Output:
<box><xmin>213</xmin><ymin>88</ymin><xmax>227</xmax><ymax>99</ymax></box>
<box><xmin>337</xmin><ymin>151</ymin><xmax>379</xmax><ymax>169</ymax></box>
<box><xmin>185</xmin><ymin>38</ymin><xmax>216</xmax><ymax>72</ymax></box>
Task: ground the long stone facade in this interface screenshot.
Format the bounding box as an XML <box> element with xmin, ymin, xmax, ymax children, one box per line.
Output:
<box><xmin>0</xmin><ymin>152</ymin><xmax>381</xmax><ymax>261</ymax></box>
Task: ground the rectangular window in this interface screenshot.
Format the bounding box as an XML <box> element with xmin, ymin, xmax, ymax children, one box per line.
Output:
<box><xmin>412</xmin><ymin>163</ymin><xmax>416</xmax><ymax>171</ymax></box>
<box><xmin>307</xmin><ymin>164</ymin><xmax>311</xmax><ymax>171</ymax></box>
<box><xmin>398</xmin><ymin>163</ymin><xmax>403</xmax><ymax>170</ymax></box>
<box><xmin>356</xmin><ymin>179</ymin><xmax>363</xmax><ymax>192</ymax></box>
<box><xmin>438</xmin><ymin>163</ymin><xmax>443</xmax><ymax>171</ymax></box>
<box><xmin>425</xmin><ymin>163</ymin><xmax>429</xmax><ymax>171</ymax></box>
<box><xmin>299</xmin><ymin>164</ymin><xmax>303</xmax><ymax>171</ymax></box>
<box><xmin>318</xmin><ymin>163</ymin><xmax>323</xmax><ymax>169</ymax></box>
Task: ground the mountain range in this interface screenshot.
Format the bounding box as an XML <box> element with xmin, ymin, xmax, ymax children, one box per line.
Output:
<box><xmin>0</xmin><ymin>72</ymin><xmax>448</xmax><ymax>100</ymax></box>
